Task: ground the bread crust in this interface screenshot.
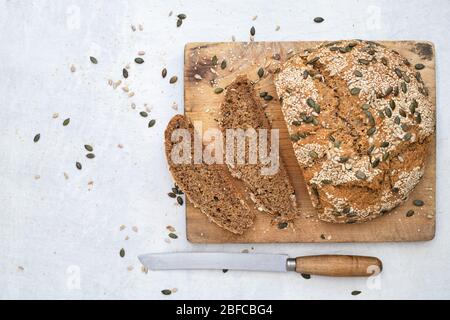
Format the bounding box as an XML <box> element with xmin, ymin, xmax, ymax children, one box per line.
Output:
<box><xmin>275</xmin><ymin>40</ymin><xmax>435</xmax><ymax>223</ymax></box>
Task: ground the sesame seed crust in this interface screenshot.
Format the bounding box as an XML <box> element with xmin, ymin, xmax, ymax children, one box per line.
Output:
<box><xmin>274</xmin><ymin>40</ymin><xmax>435</xmax><ymax>223</ymax></box>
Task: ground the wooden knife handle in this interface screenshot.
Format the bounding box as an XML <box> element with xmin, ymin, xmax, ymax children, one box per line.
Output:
<box><xmin>294</xmin><ymin>255</ymin><xmax>382</xmax><ymax>277</ymax></box>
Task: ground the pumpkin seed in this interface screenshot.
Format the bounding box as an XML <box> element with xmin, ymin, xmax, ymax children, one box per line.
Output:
<box><xmin>394</xmin><ymin>68</ymin><xmax>403</xmax><ymax>78</ymax></box>
<box><xmin>403</xmin><ymin>132</ymin><xmax>412</xmax><ymax>141</ymax></box>
<box><xmin>306</xmin><ymin>57</ymin><xmax>320</xmax><ymax>65</ymax></box>
<box><xmin>354</xmin><ymin>70</ymin><xmax>363</xmax><ymax>77</ymax></box>
<box><xmin>220</xmin><ymin>60</ymin><xmax>227</xmax><ymax>69</ymax></box>
<box><xmin>415</xmin><ymin>63</ymin><xmax>425</xmax><ymax>70</ymax></box>
<box><xmin>84</xmin><ymin>145</ymin><xmax>93</xmax><ymax>152</ymax></box>
<box><xmin>89</xmin><ymin>56</ymin><xmax>98</xmax><ymax>64</ymax></box>
<box><xmin>177</xmin><ymin>13</ymin><xmax>186</xmax><ymax>20</ymax></box>
<box><xmin>162</xmin><ymin>68</ymin><xmax>167</xmax><ymax>78</ymax></box>
<box><xmin>389</xmin><ymin>100</ymin><xmax>396</xmax><ymax>110</ymax></box>
<box><xmin>406</xmin><ymin>210</ymin><xmax>415</xmax><ymax>217</ymax></box>
<box><xmin>169</xmin><ymin>76</ymin><xmax>178</xmax><ymax>84</ymax></box>
<box><xmin>371</xmin><ymin>158</ymin><xmax>380</xmax><ymax>168</ymax></box>
<box><xmin>250</xmin><ymin>26</ymin><xmax>255</xmax><ymax>36</ymax></box>
<box><xmin>168</xmin><ymin>192</ymin><xmax>176</xmax><ymax>198</ymax></box>
<box><xmin>134</xmin><ymin>57</ymin><xmax>144</xmax><ymax>64</ymax></box>
<box><xmin>278</xmin><ymin>222</ymin><xmax>288</xmax><ymax>229</ymax></box>
<box><xmin>350</xmin><ymin>87</ymin><xmax>361</xmax><ymax>95</ymax></box>
<box><xmin>63</xmin><ymin>118</ymin><xmax>70</xmax><ymax>126</ymax></box>
<box><xmin>33</xmin><ymin>133</ymin><xmax>40</xmax><ymax>143</ymax></box>
<box><xmin>86</xmin><ymin>153</ymin><xmax>95</xmax><ymax>159</ymax></box>
<box><xmin>161</xmin><ymin>289</ymin><xmax>172</xmax><ymax>295</ymax></box>
<box><xmin>76</xmin><ymin>162</ymin><xmax>82</xmax><ymax>170</ymax></box>
<box><xmin>123</xmin><ymin>68</ymin><xmax>128</xmax><ymax>78</ymax></box>
<box><xmin>214</xmin><ymin>87</ymin><xmax>224</xmax><ymax>94</ymax></box>
<box><xmin>351</xmin><ymin>290</ymin><xmax>362</xmax><ymax>296</ymax></box>
<box><xmin>413</xmin><ymin>199</ymin><xmax>424</xmax><ymax>206</ymax></box>
<box><xmin>148</xmin><ymin>119</ymin><xmax>156</xmax><ymax>128</ymax></box>
<box><xmin>358</xmin><ymin>58</ymin><xmax>370</xmax><ymax>65</ymax></box>
<box><xmin>177</xmin><ymin>196</ymin><xmax>184</xmax><ymax>205</ymax></box>
<box><xmin>355</xmin><ymin>170</ymin><xmax>366</xmax><ymax>180</ymax></box>
<box><xmin>168</xmin><ymin>233</ymin><xmax>178</xmax><ymax>239</ymax></box>
<box><xmin>140</xmin><ymin>111</ymin><xmax>148</xmax><ymax>117</ymax></box>
<box><xmin>309</xmin><ymin>150</ymin><xmax>318</xmax><ymax>159</ymax></box>
<box><xmin>401</xmin><ymin>82</ymin><xmax>407</xmax><ymax>93</ymax></box>
<box><xmin>263</xmin><ymin>95</ymin><xmax>273</xmax><ymax>101</ymax></box>
<box><xmin>119</xmin><ymin>248</ymin><xmax>125</xmax><ymax>258</ymax></box>
<box><xmin>367</xmin><ymin>127</ymin><xmax>376</xmax><ymax>136</ymax></box>
<box><xmin>257</xmin><ymin>67</ymin><xmax>264</xmax><ymax>78</ymax></box>
<box><xmin>384</xmin><ymin>107</ymin><xmax>392</xmax><ymax>118</ymax></box>
<box><xmin>313</xmin><ymin>17</ymin><xmax>324</xmax><ymax>23</ymax></box>
<box><xmin>176</xmin><ymin>19</ymin><xmax>182</xmax><ymax>27</ymax></box>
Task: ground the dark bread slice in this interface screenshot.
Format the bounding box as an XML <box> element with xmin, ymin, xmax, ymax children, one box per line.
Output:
<box><xmin>218</xmin><ymin>75</ymin><xmax>297</xmax><ymax>220</ymax></box>
<box><xmin>164</xmin><ymin>115</ymin><xmax>256</xmax><ymax>234</ymax></box>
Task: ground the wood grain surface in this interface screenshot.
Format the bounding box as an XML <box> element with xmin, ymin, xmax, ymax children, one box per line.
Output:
<box><xmin>183</xmin><ymin>40</ymin><xmax>436</xmax><ymax>243</ymax></box>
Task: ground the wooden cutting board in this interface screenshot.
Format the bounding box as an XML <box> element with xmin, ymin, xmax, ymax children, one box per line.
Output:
<box><xmin>183</xmin><ymin>41</ymin><xmax>436</xmax><ymax>243</ymax></box>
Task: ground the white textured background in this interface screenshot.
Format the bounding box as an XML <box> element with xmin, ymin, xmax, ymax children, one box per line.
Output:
<box><xmin>0</xmin><ymin>0</ymin><xmax>449</xmax><ymax>299</ymax></box>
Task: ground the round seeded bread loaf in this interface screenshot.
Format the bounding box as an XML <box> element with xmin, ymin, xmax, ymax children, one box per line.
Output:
<box><xmin>274</xmin><ymin>40</ymin><xmax>435</xmax><ymax>223</ymax></box>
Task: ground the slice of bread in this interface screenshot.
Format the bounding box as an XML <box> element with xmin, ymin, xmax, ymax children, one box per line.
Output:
<box><xmin>164</xmin><ymin>115</ymin><xmax>256</xmax><ymax>234</ymax></box>
<box><xmin>218</xmin><ymin>75</ymin><xmax>297</xmax><ymax>220</ymax></box>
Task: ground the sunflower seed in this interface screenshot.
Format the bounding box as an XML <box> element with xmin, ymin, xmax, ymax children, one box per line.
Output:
<box><xmin>214</xmin><ymin>87</ymin><xmax>224</xmax><ymax>94</ymax></box>
<box><xmin>403</xmin><ymin>132</ymin><xmax>412</xmax><ymax>141</ymax></box>
<box><xmin>415</xmin><ymin>63</ymin><xmax>425</xmax><ymax>70</ymax></box>
<box><xmin>84</xmin><ymin>145</ymin><xmax>93</xmax><ymax>152</ymax></box>
<box><xmin>309</xmin><ymin>150</ymin><xmax>318</xmax><ymax>159</ymax></box>
<box><xmin>89</xmin><ymin>56</ymin><xmax>98</xmax><ymax>64</ymax></box>
<box><xmin>86</xmin><ymin>153</ymin><xmax>95</xmax><ymax>159</ymax></box>
<box><xmin>415</xmin><ymin>113</ymin><xmax>422</xmax><ymax>124</ymax></box>
<box><xmin>119</xmin><ymin>248</ymin><xmax>125</xmax><ymax>258</ymax></box>
<box><xmin>177</xmin><ymin>13</ymin><xmax>186</xmax><ymax>19</ymax></box>
<box><xmin>367</xmin><ymin>145</ymin><xmax>375</xmax><ymax>155</ymax></box>
<box><xmin>168</xmin><ymin>192</ymin><xmax>176</xmax><ymax>198</ymax></box>
<box><xmin>221</xmin><ymin>60</ymin><xmax>227</xmax><ymax>69</ymax></box>
<box><xmin>176</xmin><ymin>19</ymin><xmax>182</xmax><ymax>27</ymax></box>
<box><xmin>410</xmin><ymin>99</ymin><xmax>418</xmax><ymax>114</ymax></box>
<box><xmin>140</xmin><ymin>111</ymin><xmax>148</xmax><ymax>117</ymax></box>
<box><xmin>148</xmin><ymin>119</ymin><xmax>156</xmax><ymax>128</ymax></box>
<box><xmin>76</xmin><ymin>162</ymin><xmax>82</xmax><ymax>170</ymax></box>
<box><xmin>63</xmin><ymin>118</ymin><xmax>70</xmax><ymax>126</ymax></box>
<box><xmin>169</xmin><ymin>76</ymin><xmax>178</xmax><ymax>84</ymax></box>
<box><xmin>257</xmin><ymin>67</ymin><xmax>264</xmax><ymax>78</ymax></box>
<box><xmin>168</xmin><ymin>233</ymin><xmax>178</xmax><ymax>239</ymax></box>
<box><xmin>394</xmin><ymin>116</ymin><xmax>400</xmax><ymax>125</ymax></box>
<box><xmin>381</xmin><ymin>141</ymin><xmax>389</xmax><ymax>148</ymax></box>
<box><xmin>122</xmin><ymin>68</ymin><xmax>128</xmax><ymax>78</ymax></box>
<box><xmin>134</xmin><ymin>57</ymin><xmax>144</xmax><ymax>64</ymax></box>
<box><xmin>355</xmin><ymin>171</ymin><xmax>366</xmax><ymax>180</ymax></box>
<box><xmin>33</xmin><ymin>133</ymin><xmax>40</xmax><ymax>143</ymax></box>
<box><xmin>354</xmin><ymin>70</ymin><xmax>363</xmax><ymax>77</ymax></box>
<box><xmin>367</xmin><ymin>127</ymin><xmax>376</xmax><ymax>136</ymax></box>
<box><xmin>259</xmin><ymin>91</ymin><xmax>268</xmax><ymax>98</ymax></box>
<box><xmin>313</xmin><ymin>17</ymin><xmax>324</xmax><ymax>23</ymax></box>
<box><xmin>382</xmin><ymin>152</ymin><xmax>390</xmax><ymax>161</ymax></box>
<box><xmin>161</xmin><ymin>289</ymin><xmax>172</xmax><ymax>295</ymax></box>
<box><xmin>162</xmin><ymin>68</ymin><xmax>167</xmax><ymax>78</ymax></box>
<box><xmin>406</xmin><ymin>210</ymin><xmax>415</xmax><ymax>217</ymax></box>
<box><xmin>384</xmin><ymin>107</ymin><xmax>392</xmax><ymax>118</ymax></box>
<box><xmin>413</xmin><ymin>199</ymin><xmax>424</xmax><ymax>206</ymax></box>
<box><xmin>403</xmin><ymin>73</ymin><xmax>410</xmax><ymax>83</ymax></box>
<box><xmin>177</xmin><ymin>196</ymin><xmax>183</xmax><ymax>205</ymax></box>
<box><xmin>350</xmin><ymin>87</ymin><xmax>361</xmax><ymax>95</ymax></box>
<box><xmin>384</xmin><ymin>86</ymin><xmax>393</xmax><ymax>96</ymax></box>
<box><xmin>394</xmin><ymin>68</ymin><xmax>403</xmax><ymax>78</ymax></box>
<box><xmin>381</xmin><ymin>57</ymin><xmax>388</xmax><ymax>66</ymax></box>
<box><xmin>250</xmin><ymin>26</ymin><xmax>255</xmax><ymax>36</ymax></box>
<box><xmin>371</xmin><ymin>158</ymin><xmax>380</xmax><ymax>168</ymax></box>
<box><xmin>303</xmin><ymin>70</ymin><xmax>309</xmax><ymax>79</ymax></box>
<box><xmin>358</xmin><ymin>58</ymin><xmax>370</xmax><ymax>65</ymax></box>
<box><xmin>401</xmin><ymin>82</ymin><xmax>407</xmax><ymax>93</ymax></box>
<box><xmin>389</xmin><ymin>100</ymin><xmax>396</xmax><ymax>110</ymax></box>
<box><xmin>399</xmin><ymin>109</ymin><xmax>407</xmax><ymax>117</ymax></box>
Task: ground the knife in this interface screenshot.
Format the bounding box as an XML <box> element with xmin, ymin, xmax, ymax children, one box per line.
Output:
<box><xmin>138</xmin><ymin>252</ymin><xmax>382</xmax><ymax>277</ymax></box>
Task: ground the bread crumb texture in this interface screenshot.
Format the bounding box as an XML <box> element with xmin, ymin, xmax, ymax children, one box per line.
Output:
<box><xmin>275</xmin><ymin>40</ymin><xmax>435</xmax><ymax>223</ymax></box>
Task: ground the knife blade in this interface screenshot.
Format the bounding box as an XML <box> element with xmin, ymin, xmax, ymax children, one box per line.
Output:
<box><xmin>138</xmin><ymin>252</ymin><xmax>383</xmax><ymax>277</ymax></box>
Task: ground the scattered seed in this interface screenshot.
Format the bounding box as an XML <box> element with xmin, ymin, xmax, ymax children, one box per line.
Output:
<box><xmin>177</xmin><ymin>13</ymin><xmax>186</xmax><ymax>20</ymax></box>
<box><xmin>367</xmin><ymin>127</ymin><xmax>376</xmax><ymax>136</ymax></box>
<box><xmin>86</xmin><ymin>153</ymin><xmax>95</xmax><ymax>159</ymax></box>
<box><xmin>33</xmin><ymin>133</ymin><xmax>40</xmax><ymax>143</ymax></box>
<box><xmin>371</xmin><ymin>158</ymin><xmax>380</xmax><ymax>168</ymax></box>
<box><xmin>123</xmin><ymin>68</ymin><xmax>128</xmax><ymax>78</ymax></box>
<box><xmin>214</xmin><ymin>87</ymin><xmax>224</xmax><ymax>94</ymax></box>
<box><xmin>250</xmin><ymin>26</ymin><xmax>255</xmax><ymax>36</ymax></box>
<box><xmin>168</xmin><ymin>192</ymin><xmax>176</xmax><ymax>198</ymax></box>
<box><xmin>148</xmin><ymin>119</ymin><xmax>156</xmax><ymax>128</ymax></box>
<box><xmin>263</xmin><ymin>95</ymin><xmax>273</xmax><ymax>101</ymax></box>
<box><xmin>350</xmin><ymin>87</ymin><xmax>361</xmax><ymax>95</ymax></box>
<box><xmin>401</xmin><ymin>82</ymin><xmax>407</xmax><ymax>93</ymax></box>
<box><xmin>403</xmin><ymin>73</ymin><xmax>410</xmax><ymax>83</ymax></box>
<box><xmin>162</xmin><ymin>68</ymin><xmax>167</xmax><ymax>78</ymax></box>
<box><xmin>313</xmin><ymin>17</ymin><xmax>324</xmax><ymax>23</ymax></box>
<box><xmin>413</xmin><ymin>199</ymin><xmax>424</xmax><ymax>207</ymax></box>
<box><xmin>384</xmin><ymin>107</ymin><xmax>392</xmax><ymax>118</ymax></box>
<box><xmin>406</xmin><ymin>210</ymin><xmax>415</xmax><ymax>217</ymax></box>
<box><xmin>394</xmin><ymin>68</ymin><xmax>403</xmax><ymax>78</ymax></box>
<box><xmin>394</xmin><ymin>116</ymin><xmax>401</xmax><ymax>125</ymax></box>
<box><xmin>140</xmin><ymin>111</ymin><xmax>148</xmax><ymax>117</ymax></box>
<box><xmin>134</xmin><ymin>57</ymin><xmax>144</xmax><ymax>64</ymax></box>
<box><xmin>89</xmin><ymin>56</ymin><xmax>98</xmax><ymax>64</ymax></box>
<box><xmin>169</xmin><ymin>76</ymin><xmax>178</xmax><ymax>84</ymax></box>
<box><xmin>381</xmin><ymin>141</ymin><xmax>389</xmax><ymax>148</ymax></box>
<box><xmin>161</xmin><ymin>289</ymin><xmax>172</xmax><ymax>295</ymax></box>
<box><xmin>259</xmin><ymin>91</ymin><xmax>268</xmax><ymax>98</ymax></box>
<box><xmin>84</xmin><ymin>145</ymin><xmax>93</xmax><ymax>152</ymax></box>
<box><xmin>176</xmin><ymin>19</ymin><xmax>182</xmax><ymax>27</ymax></box>
<box><xmin>399</xmin><ymin>109</ymin><xmax>407</xmax><ymax>117</ymax></box>
<box><xmin>390</xmin><ymin>100</ymin><xmax>396</xmax><ymax>110</ymax></box>
<box><xmin>355</xmin><ymin>170</ymin><xmax>366</xmax><ymax>180</ymax></box>
<box><xmin>351</xmin><ymin>290</ymin><xmax>362</xmax><ymax>296</ymax></box>
<box><xmin>119</xmin><ymin>248</ymin><xmax>125</xmax><ymax>258</ymax></box>
<box><xmin>301</xmin><ymin>273</ymin><xmax>311</xmax><ymax>279</ymax></box>
<box><xmin>76</xmin><ymin>162</ymin><xmax>82</xmax><ymax>170</ymax></box>
<box><xmin>63</xmin><ymin>118</ymin><xmax>70</xmax><ymax>126</ymax></box>
<box><xmin>415</xmin><ymin>63</ymin><xmax>425</xmax><ymax>70</ymax></box>
<box><xmin>278</xmin><ymin>222</ymin><xmax>288</xmax><ymax>229</ymax></box>
<box><xmin>257</xmin><ymin>67</ymin><xmax>264</xmax><ymax>78</ymax></box>
<box><xmin>169</xmin><ymin>233</ymin><xmax>178</xmax><ymax>239</ymax></box>
<box><xmin>177</xmin><ymin>196</ymin><xmax>183</xmax><ymax>205</ymax></box>
<box><xmin>220</xmin><ymin>60</ymin><xmax>227</xmax><ymax>70</ymax></box>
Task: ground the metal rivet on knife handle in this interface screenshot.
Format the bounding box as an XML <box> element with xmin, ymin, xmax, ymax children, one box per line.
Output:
<box><xmin>294</xmin><ymin>255</ymin><xmax>383</xmax><ymax>277</ymax></box>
